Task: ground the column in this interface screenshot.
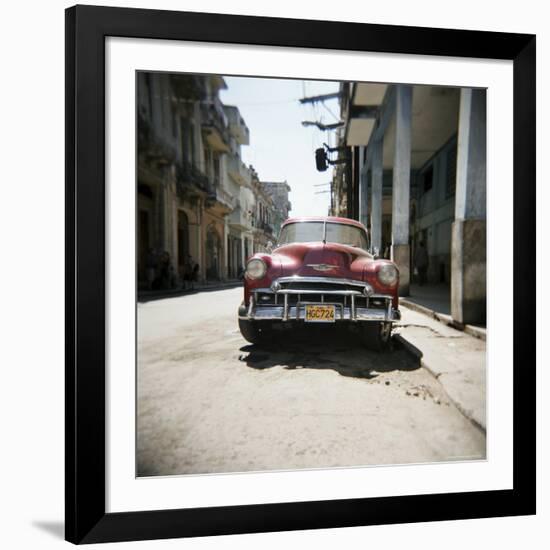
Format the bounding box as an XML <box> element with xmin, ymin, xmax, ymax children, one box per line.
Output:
<box><xmin>222</xmin><ymin>220</ymin><xmax>229</xmax><ymax>281</ymax></box>
<box><xmin>370</xmin><ymin>138</ymin><xmax>383</xmax><ymax>255</ymax></box>
<box><xmin>359</xmin><ymin>169</ymin><xmax>368</xmax><ymax>229</ymax></box>
<box><xmin>154</xmin><ymin>169</ymin><xmax>170</xmax><ymax>253</ymax></box>
<box><xmin>451</xmin><ymin>88</ymin><xmax>487</xmax><ymax>325</ymax></box>
<box><xmin>391</xmin><ymin>85</ymin><xmax>412</xmax><ymax>296</ymax></box>
<box><xmin>359</xmin><ymin>172</ymin><xmax>367</xmax><ymax>228</ymax></box>
<box><xmin>196</xmin><ymin>200</ymin><xmax>204</xmax><ymax>283</ymax></box>
<box><xmin>167</xmin><ymin>168</ymin><xmax>177</xmax><ymax>264</ymax></box>
<box><xmin>236</xmin><ymin>237</ymin><xmax>242</xmax><ymax>273</ymax></box>
<box><xmin>153</xmin><ymin>184</ymin><xmax>164</xmax><ymax>251</ymax></box>
<box><xmin>359</xmin><ymin>147</ymin><xmax>369</xmax><ymax>229</ymax></box>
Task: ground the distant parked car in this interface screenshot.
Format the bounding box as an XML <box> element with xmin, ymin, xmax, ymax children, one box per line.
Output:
<box><xmin>238</xmin><ymin>216</ymin><xmax>400</xmax><ymax>350</ymax></box>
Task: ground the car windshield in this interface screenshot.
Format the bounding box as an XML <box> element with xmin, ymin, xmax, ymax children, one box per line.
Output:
<box><xmin>278</xmin><ymin>222</ymin><xmax>368</xmax><ymax>249</ymax></box>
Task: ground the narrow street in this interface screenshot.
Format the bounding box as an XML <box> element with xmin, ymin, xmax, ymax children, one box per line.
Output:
<box><xmin>137</xmin><ymin>287</ymin><xmax>485</xmax><ymax>476</ymax></box>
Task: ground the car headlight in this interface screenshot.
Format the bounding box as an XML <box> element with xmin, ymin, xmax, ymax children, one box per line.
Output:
<box><xmin>377</xmin><ymin>264</ymin><xmax>398</xmax><ymax>286</ymax></box>
<box><xmin>245</xmin><ymin>258</ymin><xmax>267</xmax><ymax>279</ymax></box>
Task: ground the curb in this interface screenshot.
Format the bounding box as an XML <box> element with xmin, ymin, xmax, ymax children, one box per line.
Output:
<box><xmin>463</xmin><ymin>324</ymin><xmax>487</xmax><ymax>341</ymax></box>
<box><xmin>393</xmin><ymin>333</ymin><xmax>422</xmax><ymax>360</ymax></box>
<box><xmin>394</xmin><ymin>332</ymin><xmax>486</xmax><ymax>433</ymax></box>
<box><xmin>138</xmin><ymin>281</ymin><xmax>242</xmax><ymax>302</ymax></box>
<box><xmin>400</xmin><ymin>298</ymin><xmax>486</xmax><ymax>341</ymax></box>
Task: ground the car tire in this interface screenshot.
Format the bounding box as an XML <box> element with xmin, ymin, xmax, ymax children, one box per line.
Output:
<box><xmin>362</xmin><ymin>322</ymin><xmax>392</xmax><ymax>352</ymax></box>
<box><xmin>238</xmin><ymin>319</ymin><xmax>270</xmax><ymax>345</ymax></box>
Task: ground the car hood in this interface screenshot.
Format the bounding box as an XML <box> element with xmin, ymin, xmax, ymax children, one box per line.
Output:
<box><xmin>273</xmin><ymin>241</ymin><xmax>371</xmax><ymax>279</ymax></box>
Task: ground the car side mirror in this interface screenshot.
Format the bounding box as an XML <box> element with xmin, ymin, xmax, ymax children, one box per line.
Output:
<box><xmin>315</xmin><ymin>148</ymin><xmax>328</xmax><ymax>172</ymax></box>
<box><xmin>266</xmin><ymin>241</ymin><xmax>273</xmax><ymax>253</ymax></box>
<box><xmin>372</xmin><ymin>246</ymin><xmax>380</xmax><ymax>259</ymax></box>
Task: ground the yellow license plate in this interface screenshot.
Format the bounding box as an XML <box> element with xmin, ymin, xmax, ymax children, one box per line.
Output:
<box><xmin>305</xmin><ymin>304</ymin><xmax>335</xmax><ymax>323</ymax></box>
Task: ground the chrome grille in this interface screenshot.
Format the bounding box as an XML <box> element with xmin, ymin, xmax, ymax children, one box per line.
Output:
<box><xmin>246</xmin><ymin>277</ymin><xmax>397</xmax><ymax>323</ymax></box>
<box><xmin>253</xmin><ymin>277</ymin><xmax>390</xmax><ymax>311</ymax></box>
<box><xmin>280</xmin><ymin>281</ymin><xmax>365</xmax><ymax>293</ymax></box>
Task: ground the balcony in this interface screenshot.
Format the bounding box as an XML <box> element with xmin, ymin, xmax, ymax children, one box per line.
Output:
<box><xmin>224</xmin><ymin>105</ymin><xmax>250</xmax><ymax>145</ymax></box>
<box><xmin>257</xmin><ymin>220</ymin><xmax>274</xmax><ymax>236</ymax></box>
<box><xmin>201</xmin><ymin>98</ymin><xmax>230</xmax><ymax>152</ymax></box>
<box><xmin>205</xmin><ymin>183</ymin><xmax>234</xmax><ymax>214</ymax></box>
<box><xmin>170</xmin><ymin>74</ymin><xmax>206</xmax><ymax>101</ymax></box>
<box><xmin>252</xmin><ymin>219</ymin><xmax>273</xmax><ymax>237</ymax></box>
<box><xmin>138</xmin><ymin>112</ymin><xmax>176</xmax><ymax>165</ymax></box>
<box><xmin>227</xmin><ymin>155</ymin><xmax>252</xmax><ymax>187</ymax></box>
<box><xmin>175</xmin><ymin>158</ymin><xmax>212</xmax><ymax>197</ymax></box>
<box><xmin>228</xmin><ymin>202</ymin><xmax>252</xmax><ymax>231</ymax></box>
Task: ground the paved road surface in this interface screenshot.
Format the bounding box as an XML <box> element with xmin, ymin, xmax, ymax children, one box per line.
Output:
<box><xmin>137</xmin><ymin>287</ymin><xmax>485</xmax><ymax>476</ymax></box>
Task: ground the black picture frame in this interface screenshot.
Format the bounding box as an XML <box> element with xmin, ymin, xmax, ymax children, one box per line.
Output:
<box><xmin>65</xmin><ymin>4</ymin><xmax>536</xmax><ymax>544</ymax></box>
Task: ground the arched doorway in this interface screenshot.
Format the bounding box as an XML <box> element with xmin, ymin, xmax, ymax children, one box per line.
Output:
<box><xmin>206</xmin><ymin>225</ymin><xmax>221</xmax><ymax>281</ymax></box>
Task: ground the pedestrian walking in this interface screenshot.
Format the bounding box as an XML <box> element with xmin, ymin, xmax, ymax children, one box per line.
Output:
<box><xmin>183</xmin><ymin>254</ymin><xmax>194</xmax><ymax>290</ymax></box>
<box><xmin>191</xmin><ymin>263</ymin><xmax>199</xmax><ymax>290</ymax></box>
<box><xmin>159</xmin><ymin>251</ymin><xmax>174</xmax><ymax>290</ymax></box>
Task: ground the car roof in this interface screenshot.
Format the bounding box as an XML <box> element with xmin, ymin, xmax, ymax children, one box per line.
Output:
<box><xmin>282</xmin><ymin>216</ymin><xmax>367</xmax><ymax>231</ymax></box>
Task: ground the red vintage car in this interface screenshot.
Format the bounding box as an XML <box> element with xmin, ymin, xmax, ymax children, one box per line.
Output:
<box><xmin>238</xmin><ymin>216</ymin><xmax>400</xmax><ymax>350</ymax></box>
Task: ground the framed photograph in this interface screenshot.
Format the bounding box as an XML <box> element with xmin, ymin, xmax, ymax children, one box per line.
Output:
<box><xmin>65</xmin><ymin>4</ymin><xmax>536</xmax><ymax>544</ymax></box>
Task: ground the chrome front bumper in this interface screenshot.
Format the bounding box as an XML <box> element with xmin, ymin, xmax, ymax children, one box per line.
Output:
<box><xmin>239</xmin><ymin>277</ymin><xmax>400</xmax><ymax>323</ymax></box>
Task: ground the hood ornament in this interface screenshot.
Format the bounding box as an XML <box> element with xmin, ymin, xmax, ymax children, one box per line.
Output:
<box><xmin>307</xmin><ymin>263</ymin><xmax>339</xmax><ymax>272</ymax></box>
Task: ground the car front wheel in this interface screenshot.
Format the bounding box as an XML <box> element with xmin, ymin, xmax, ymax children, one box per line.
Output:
<box><xmin>362</xmin><ymin>322</ymin><xmax>392</xmax><ymax>352</ymax></box>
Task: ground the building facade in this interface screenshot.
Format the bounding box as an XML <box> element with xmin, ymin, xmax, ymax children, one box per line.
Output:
<box><xmin>137</xmin><ymin>73</ymin><xmax>285</xmax><ymax>290</ymax></box>
<box><xmin>251</xmin><ymin>171</ymin><xmax>276</xmax><ymax>252</ymax></box>
<box><xmin>263</xmin><ymin>180</ymin><xmax>292</xmax><ymax>239</ymax></box>
<box><xmin>224</xmin><ymin>105</ymin><xmax>254</xmax><ymax>278</ymax></box>
<box><xmin>333</xmin><ymin>82</ymin><xmax>486</xmax><ymax>325</ymax></box>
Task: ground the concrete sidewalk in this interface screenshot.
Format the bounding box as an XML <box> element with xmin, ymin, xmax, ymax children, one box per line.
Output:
<box><xmin>406</xmin><ymin>283</ymin><xmax>451</xmax><ymax>315</ymax></box>
<box><xmin>394</xmin><ymin>306</ymin><xmax>486</xmax><ymax>432</ymax></box>
<box><xmin>401</xmin><ymin>283</ymin><xmax>486</xmax><ymax>341</ymax></box>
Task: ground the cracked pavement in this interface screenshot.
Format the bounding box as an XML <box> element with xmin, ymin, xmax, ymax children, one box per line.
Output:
<box><xmin>395</xmin><ymin>308</ymin><xmax>486</xmax><ymax>430</ymax></box>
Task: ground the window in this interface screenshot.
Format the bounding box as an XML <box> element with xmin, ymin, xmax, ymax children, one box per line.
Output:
<box><xmin>423</xmin><ymin>165</ymin><xmax>433</xmax><ymax>193</ymax></box>
<box><xmin>159</xmin><ymin>79</ymin><xmax>165</xmax><ymax>127</ymax></box>
<box><xmin>213</xmin><ymin>153</ymin><xmax>220</xmax><ymax>186</ymax></box>
<box><xmin>446</xmin><ymin>145</ymin><xmax>457</xmax><ymax>198</ymax></box>
<box><xmin>278</xmin><ymin>222</ymin><xmax>368</xmax><ymax>250</ymax></box>
<box><xmin>189</xmin><ymin>121</ymin><xmax>196</xmax><ymax>164</ymax></box>
<box><xmin>171</xmin><ymin>103</ymin><xmax>177</xmax><ymax>138</ymax></box>
<box><xmin>144</xmin><ymin>73</ymin><xmax>153</xmax><ymax>120</ymax></box>
<box><xmin>180</xmin><ymin>117</ymin><xmax>189</xmax><ymax>162</ymax></box>
<box><xmin>203</xmin><ymin>147</ymin><xmax>211</xmax><ymax>176</ymax></box>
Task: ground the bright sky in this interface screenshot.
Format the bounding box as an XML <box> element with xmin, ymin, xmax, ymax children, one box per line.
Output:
<box><xmin>220</xmin><ymin>76</ymin><xmax>340</xmax><ymax>217</ymax></box>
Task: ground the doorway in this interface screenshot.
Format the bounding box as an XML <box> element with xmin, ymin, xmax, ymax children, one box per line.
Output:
<box><xmin>206</xmin><ymin>226</ymin><xmax>221</xmax><ymax>280</ymax></box>
<box><xmin>177</xmin><ymin>210</ymin><xmax>189</xmax><ymax>279</ymax></box>
<box><xmin>138</xmin><ymin>209</ymin><xmax>150</xmax><ymax>286</ymax></box>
